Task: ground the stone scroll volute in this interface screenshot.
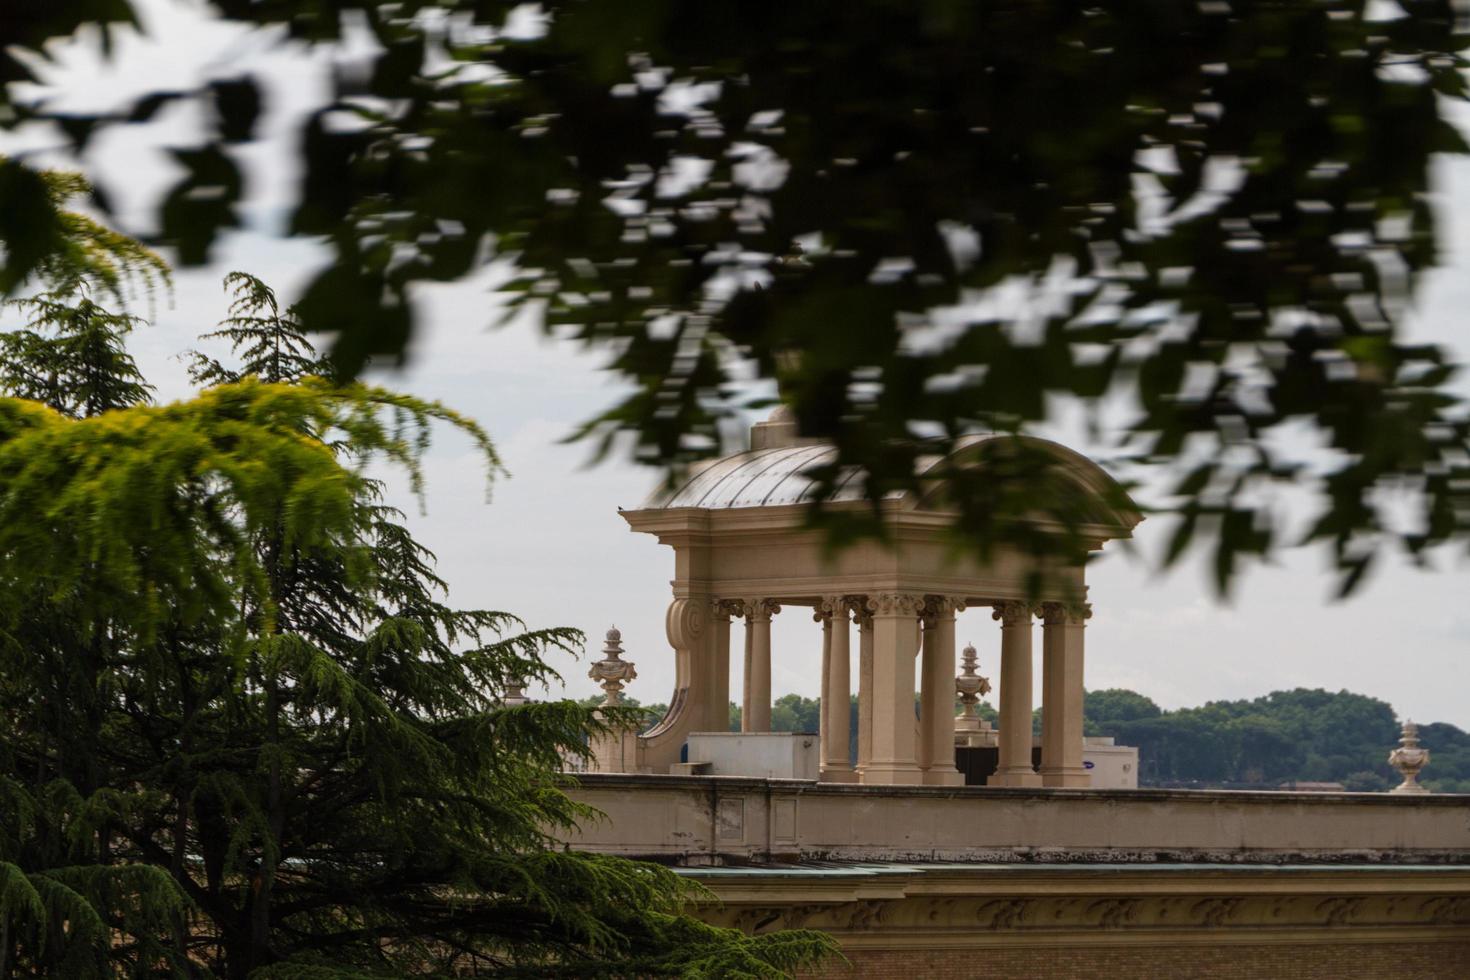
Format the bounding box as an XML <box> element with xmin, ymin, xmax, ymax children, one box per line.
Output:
<box><xmin>665</xmin><ymin>596</ymin><xmax>706</xmax><ymax>651</ymax></box>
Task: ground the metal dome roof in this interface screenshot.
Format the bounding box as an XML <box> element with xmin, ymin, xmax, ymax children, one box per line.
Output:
<box><xmin>648</xmin><ymin>444</ymin><xmax>876</xmax><ymax>510</ymax></box>
<box><xmin>638</xmin><ymin>409</ymin><xmax>1140</xmax><ymax>529</ymax></box>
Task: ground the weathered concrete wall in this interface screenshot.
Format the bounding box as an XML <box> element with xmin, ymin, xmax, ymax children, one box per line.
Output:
<box><xmin>563</xmin><ymin>774</ymin><xmax>1470</xmax><ymax>864</ymax></box>
<box><xmin>1082</xmin><ymin>737</ymin><xmax>1138</xmax><ymax>789</ymax></box>
<box><xmin>686</xmin><ymin>731</ymin><xmax>820</xmax><ymax>779</ymax></box>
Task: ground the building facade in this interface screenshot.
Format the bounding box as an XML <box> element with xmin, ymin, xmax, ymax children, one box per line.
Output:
<box><xmin>575</xmin><ymin>412</ymin><xmax>1470</xmax><ymax>977</ymax></box>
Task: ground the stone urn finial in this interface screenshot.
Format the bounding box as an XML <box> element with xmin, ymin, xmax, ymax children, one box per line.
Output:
<box><xmin>954</xmin><ymin>642</ymin><xmax>993</xmax><ymax>732</ymax></box>
<box><xmin>1389</xmin><ymin>721</ymin><xmax>1430</xmax><ymax>795</ymax></box>
<box><xmin>588</xmin><ymin>626</ymin><xmax>637</xmax><ymax>706</ymax></box>
<box><xmin>501</xmin><ymin>677</ymin><xmax>529</xmax><ymax>706</ymax></box>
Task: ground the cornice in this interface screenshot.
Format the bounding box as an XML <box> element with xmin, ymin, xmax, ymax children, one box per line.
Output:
<box><xmin>687</xmin><ymin>865</ymin><xmax>1470</xmax><ymax>901</ymax></box>
<box><xmin>671</xmin><ymin>576</ymin><xmax>1080</xmax><ymax>605</ymax></box>
<box><xmin>569</xmin><ymin>772</ymin><xmax>1470</xmax><ymax>808</ymax></box>
<box><xmin>623</xmin><ymin>500</ymin><xmax>1132</xmax><ymax>546</ymax></box>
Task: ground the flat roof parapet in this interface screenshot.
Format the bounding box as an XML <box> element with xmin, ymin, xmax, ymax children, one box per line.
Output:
<box><xmin>563</xmin><ymin>773</ymin><xmax>1470</xmax><ymax>867</ymax></box>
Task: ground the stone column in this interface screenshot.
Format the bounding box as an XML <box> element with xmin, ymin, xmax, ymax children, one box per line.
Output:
<box><xmin>855</xmin><ymin>598</ymin><xmax>875</xmax><ymax>775</ymax></box>
<box><xmin>1040</xmin><ymin>601</ymin><xmax>1091</xmax><ymax>788</ymax></box>
<box><xmin>818</xmin><ymin>595</ymin><xmax>854</xmax><ymax>782</ymax></box>
<box><xmin>710</xmin><ymin>600</ymin><xmax>735</xmax><ymax>732</ymax></box>
<box><xmin>741</xmin><ymin>599</ymin><xmax>778</xmax><ymax>733</ymax></box>
<box><xmin>992</xmin><ymin>600</ymin><xmax>1041</xmax><ymax>787</ymax></box>
<box><xmin>863</xmin><ymin>592</ymin><xmax>925</xmax><ymax>785</ymax></box>
<box><xmin>919</xmin><ymin>596</ymin><xmax>965</xmax><ymax>785</ymax></box>
<box><xmin>818</xmin><ymin>604</ymin><xmax>832</xmax><ymax>738</ymax></box>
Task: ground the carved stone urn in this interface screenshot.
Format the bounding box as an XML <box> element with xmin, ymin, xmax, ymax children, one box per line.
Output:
<box><xmin>954</xmin><ymin>642</ymin><xmax>993</xmax><ymax>733</ymax></box>
<box><xmin>588</xmin><ymin>626</ymin><xmax>638</xmax><ymax>706</ymax></box>
<box><xmin>1388</xmin><ymin>721</ymin><xmax>1430</xmax><ymax>795</ymax></box>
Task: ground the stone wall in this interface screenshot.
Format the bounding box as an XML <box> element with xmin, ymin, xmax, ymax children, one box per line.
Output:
<box><xmin>565</xmin><ymin>773</ymin><xmax>1470</xmax><ymax>864</ymax></box>
<box><xmin>561</xmin><ymin>776</ymin><xmax>1470</xmax><ymax>977</ymax></box>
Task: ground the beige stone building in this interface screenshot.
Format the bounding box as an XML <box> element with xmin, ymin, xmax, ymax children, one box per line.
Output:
<box><xmin>574</xmin><ymin>412</ymin><xmax>1470</xmax><ymax>978</ymax></box>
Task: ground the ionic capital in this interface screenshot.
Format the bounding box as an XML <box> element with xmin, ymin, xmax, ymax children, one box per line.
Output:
<box><xmin>921</xmin><ymin>594</ymin><xmax>967</xmax><ymax>625</ymax></box>
<box><xmin>816</xmin><ymin>594</ymin><xmax>864</xmax><ymax>623</ymax></box>
<box><xmin>726</xmin><ymin>597</ymin><xmax>780</xmax><ymax>622</ymax></box>
<box><xmin>1041</xmin><ymin>601</ymin><xmax>1092</xmax><ymax>626</ymax></box>
<box><xmin>813</xmin><ymin>594</ymin><xmax>838</xmax><ymax>623</ymax></box>
<box><xmin>870</xmin><ymin>592</ymin><xmax>926</xmax><ymax>617</ymax></box>
<box><xmin>849</xmin><ymin>595</ymin><xmax>876</xmax><ymax>629</ymax></box>
<box><xmin>991</xmin><ymin>600</ymin><xmax>1039</xmax><ymax>626</ymax></box>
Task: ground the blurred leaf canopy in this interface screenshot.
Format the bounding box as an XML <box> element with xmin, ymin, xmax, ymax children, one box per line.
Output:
<box><xmin>4</xmin><ymin>0</ymin><xmax>1470</xmax><ymax>593</ymax></box>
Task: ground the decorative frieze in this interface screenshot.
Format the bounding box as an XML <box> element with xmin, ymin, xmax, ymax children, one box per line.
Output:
<box><xmin>699</xmin><ymin>885</ymin><xmax>1470</xmax><ymax>938</ymax></box>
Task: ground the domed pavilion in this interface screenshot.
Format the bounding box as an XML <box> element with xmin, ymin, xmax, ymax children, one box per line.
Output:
<box><xmin>613</xmin><ymin>409</ymin><xmax>1142</xmax><ymax>787</ymax></box>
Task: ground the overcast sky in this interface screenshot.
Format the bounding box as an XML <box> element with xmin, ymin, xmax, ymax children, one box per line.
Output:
<box><xmin>5</xmin><ymin>1</ymin><xmax>1468</xmax><ymax>729</ymax></box>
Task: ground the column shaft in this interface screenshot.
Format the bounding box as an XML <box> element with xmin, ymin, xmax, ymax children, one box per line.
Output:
<box><xmin>856</xmin><ymin>605</ymin><xmax>875</xmax><ymax>774</ymax></box>
<box><xmin>819</xmin><ymin>609</ymin><xmax>832</xmax><ymax>738</ymax></box>
<box><xmin>820</xmin><ymin>597</ymin><xmax>854</xmax><ymax>781</ymax></box>
<box><xmin>919</xmin><ymin>598</ymin><xmax>964</xmax><ymax>785</ymax></box>
<box><xmin>863</xmin><ymin>593</ymin><xmax>924</xmax><ymax>785</ymax></box>
<box><xmin>992</xmin><ymin>601</ymin><xmax>1041</xmax><ymax>787</ymax></box>
<box><xmin>1040</xmin><ymin>602</ymin><xmax>1091</xmax><ymax>787</ymax></box>
<box><xmin>710</xmin><ymin>604</ymin><xmax>732</xmax><ymax>732</ymax></box>
<box><xmin>741</xmin><ymin>600</ymin><xmax>774</xmax><ymax>733</ymax></box>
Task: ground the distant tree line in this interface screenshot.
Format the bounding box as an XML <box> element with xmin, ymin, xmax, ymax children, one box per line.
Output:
<box><xmin>1083</xmin><ymin>687</ymin><xmax>1470</xmax><ymax>794</ymax></box>
<box><xmin>588</xmin><ymin>688</ymin><xmax>1469</xmax><ymax>793</ymax></box>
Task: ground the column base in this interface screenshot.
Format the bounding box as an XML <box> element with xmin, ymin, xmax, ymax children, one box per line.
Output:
<box><xmin>1040</xmin><ymin>767</ymin><xmax>1092</xmax><ymax>788</ymax></box>
<box><xmin>819</xmin><ymin>766</ymin><xmax>858</xmax><ymax>783</ymax></box>
<box><xmin>860</xmin><ymin>764</ymin><xmax>925</xmax><ymax>785</ymax></box>
<box><xmin>923</xmin><ymin>768</ymin><xmax>966</xmax><ymax>787</ymax></box>
<box><xmin>989</xmin><ymin>768</ymin><xmax>1042</xmax><ymax>788</ymax></box>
